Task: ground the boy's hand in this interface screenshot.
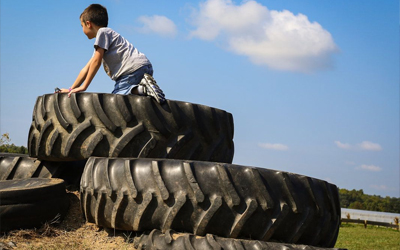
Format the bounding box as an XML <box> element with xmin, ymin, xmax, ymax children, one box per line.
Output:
<box><xmin>55</xmin><ymin>88</ymin><xmax>70</xmax><ymax>93</ymax></box>
<box><xmin>54</xmin><ymin>87</ymin><xmax>83</xmax><ymax>97</ymax></box>
<box><xmin>68</xmin><ymin>87</ymin><xmax>83</xmax><ymax>97</ymax></box>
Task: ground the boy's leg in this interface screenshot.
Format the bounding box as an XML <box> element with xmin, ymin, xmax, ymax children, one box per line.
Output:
<box><xmin>112</xmin><ymin>65</ymin><xmax>152</xmax><ymax>95</ymax></box>
<box><xmin>138</xmin><ymin>73</ymin><xmax>166</xmax><ymax>104</ymax></box>
<box><xmin>129</xmin><ymin>65</ymin><xmax>153</xmax><ymax>95</ymax></box>
<box><xmin>113</xmin><ymin>64</ymin><xmax>165</xmax><ymax>104</ymax></box>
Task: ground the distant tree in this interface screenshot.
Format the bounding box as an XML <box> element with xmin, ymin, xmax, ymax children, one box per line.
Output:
<box><xmin>339</xmin><ymin>188</ymin><xmax>400</xmax><ymax>213</ymax></box>
<box><xmin>349</xmin><ymin>201</ymin><xmax>364</xmax><ymax>210</ymax></box>
<box><xmin>0</xmin><ymin>133</ymin><xmax>28</xmax><ymax>154</ymax></box>
<box><xmin>339</xmin><ymin>189</ymin><xmax>351</xmax><ymax>207</ymax></box>
<box><xmin>390</xmin><ymin>197</ymin><xmax>400</xmax><ymax>213</ymax></box>
<box><xmin>0</xmin><ymin>133</ymin><xmax>11</xmax><ymax>146</ymax></box>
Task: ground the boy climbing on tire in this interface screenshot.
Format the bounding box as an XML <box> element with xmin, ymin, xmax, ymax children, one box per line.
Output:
<box><xmin>56</xmin><ymin>4</ymin><xmax>165</xmax><ymax>104</ymax></box>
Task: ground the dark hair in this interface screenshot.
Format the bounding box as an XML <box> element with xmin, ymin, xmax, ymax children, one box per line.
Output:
<box><xmin>80</xmin><ymin>4</ymin><xmax>108</xmax><ymax>27</ymax></box>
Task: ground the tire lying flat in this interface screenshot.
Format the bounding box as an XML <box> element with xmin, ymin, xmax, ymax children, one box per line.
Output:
<box><xmin>0</xmin><ymin>153</ymin><xmax>85</xmax><ymax>186</ymax></box>
<box><xmin>80</xmin><ymin>157</ymin><xmax>340</xmax><ymax>247</ymax></box>
<box><xmin>133</xmin><ymin>229</ymin><xmax>345</xmax><ymax>250</ymax></box>
<box><xmin>28</xmin><ymin>93</ymin><xmax>234</xmax><ymax>163</ymax></box>
<box><xmin>0</xmin><ymin>178</ymin><xmax>69</xmax><ymax>232</ymax></box>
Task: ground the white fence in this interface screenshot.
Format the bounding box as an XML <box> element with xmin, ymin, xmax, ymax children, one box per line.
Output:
<box><xmin>341</xmin><ymin>208</ymin><xmax>400</xmax><ymax>224</ymax></box>
<box><xmin>341</xmin><ymin>208</ymin><xmax>399</xmax><ymax>229</ymax></box>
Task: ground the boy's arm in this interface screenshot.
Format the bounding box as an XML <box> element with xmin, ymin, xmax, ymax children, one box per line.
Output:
<box><xmin>57</xmin><ymin>59</ymin><xmax>91</xmax><ymax>94</ymax></box>
<box><xmin>67</xmin><ymin>48</ymin><xmax>105</xmax><ymax>97</ymax></box>
<box><xmin>70</xmin><ymin>58</ymin><xmax>93</xmax><ymax>89</ymax></box>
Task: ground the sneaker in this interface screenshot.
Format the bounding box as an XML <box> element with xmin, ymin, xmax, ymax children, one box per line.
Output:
<box><xmin>139</xmin><ymin>73</ymin><xmax>166</xmax><ymax>104</ymax></box>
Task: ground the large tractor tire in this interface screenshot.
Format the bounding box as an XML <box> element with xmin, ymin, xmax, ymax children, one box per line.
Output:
<box><xmin>80</xmin><ymin>157</ymin><xmax>341</xmax><ymax>247</ymax></box>
<box><xmin>0</xmin><ymin>153</ymin><xmax>85</xmax><ymax>186</ymax></box>
<box><xmin>133</xmin><ymin>229</ymin><xmax>344</xmax><ymax>250</ymax></box>
<box><xmin>28</xmin><ymin>93</ymin><xmax>234</xmax><ymax>162</ymax></box>
<box><xmin>0</xmin><ymin>178</ymin><xmax>69</xmax><ymax>232</ymax></box>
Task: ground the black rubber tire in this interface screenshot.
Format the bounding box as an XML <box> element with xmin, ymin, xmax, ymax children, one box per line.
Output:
<box><xmin>80</xmin><ymin>158</ymin><xmax>340</xmax><ymax>247</ymax></box>
<box><xmin>28</xmin><ymin>93</ymin><xmax>234</xmax><ymax>162</ymax></box>
<box><xmin>0</xmin><ymin>178</ymin><xmax>69</xmax><ymax>232</ymax></box>
<box><xmin>0</xmin><ymin>153</ymin><xmax>85</xmax><ymax>186</ymax></box>
<box><xmin>133</xmin><ymin>229</ymin><xmax>345</xmax><ymax>250</ymax></box>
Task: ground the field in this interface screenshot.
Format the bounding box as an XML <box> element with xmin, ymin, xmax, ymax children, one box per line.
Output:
<box><xmin>335</xmin><ymin>223</ymin><xmax>400</xmax><ymax>250</ymax></box>
<box><xmin>1</xmin><ymin>190</ymin><xmax>399</xmax><ymax>250</ymax></box>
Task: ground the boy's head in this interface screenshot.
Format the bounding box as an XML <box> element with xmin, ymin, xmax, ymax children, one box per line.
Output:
<box><xmin>80</xmin><ymin>4</ymin><xmax>108</xmax><ymax>27</ymax></box>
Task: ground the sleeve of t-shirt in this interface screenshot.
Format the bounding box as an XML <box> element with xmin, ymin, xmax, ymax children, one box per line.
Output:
<box><xmin>94</xmin><ymin>29</ymin><xmax>110</xmax><ymax>51</ymax></box>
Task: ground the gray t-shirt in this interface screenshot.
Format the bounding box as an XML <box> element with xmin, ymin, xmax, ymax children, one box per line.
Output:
<box><xmin>94</xmin><ymin>27</ymin><xmax>151</xmax><ymax>80</ymax></box>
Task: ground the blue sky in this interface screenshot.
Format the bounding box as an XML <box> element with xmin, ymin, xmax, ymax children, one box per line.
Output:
<box><xmin>1</xmin><ymin>0</ymin><xmax>398</xmax><ymax>197</ymax></box>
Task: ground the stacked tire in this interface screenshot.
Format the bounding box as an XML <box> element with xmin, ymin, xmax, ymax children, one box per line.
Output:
<box><xmin>0</xmin><ymin>93</ymin><xmax>342</xmax><ymax>250</ymax></box>
<box><xmin>0</xmin><ymin>178</ymin><xmax>69</xmax><ymax>232</ymax></box>
<box><xmin>28</xmin><ymin>93</ymin><xmax>234</xmax><ymax>162</ymax></box>
<box><xmin>80</xmin><ymin>157</ymin><xmax>341</xmax><ymax>248</ymax></box>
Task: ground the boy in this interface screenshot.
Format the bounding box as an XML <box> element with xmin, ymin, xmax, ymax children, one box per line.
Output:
<box><xmin>57</xmin><ymin>4</ymin><xmax>165</xmax><ymax>103</ymax></box>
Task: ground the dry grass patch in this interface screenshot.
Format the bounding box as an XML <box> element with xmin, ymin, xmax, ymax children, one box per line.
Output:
<box><xmin>0</xmin><ymin>190</ymin><xmax>139</xmax><ymax>250</ymax></box>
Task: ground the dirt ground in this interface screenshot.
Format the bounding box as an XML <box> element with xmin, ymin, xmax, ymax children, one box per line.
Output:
<box><xmin>0</xmin><ymin>189</ymin><xmax>140</xmax><ymax>250</ymax></box>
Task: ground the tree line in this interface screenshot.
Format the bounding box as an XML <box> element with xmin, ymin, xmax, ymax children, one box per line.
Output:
<box><xmin>339</xmin><ymin>188</ymin><xmax>400</xmax><ymax>213</ymax></box>
<box><xmin>0</xmin><ymin>133</ymin><xmax>28</xmax><ymax>154</ymax></box>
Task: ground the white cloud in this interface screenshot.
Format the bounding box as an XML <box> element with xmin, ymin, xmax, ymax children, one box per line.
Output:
<box><xmin>189</xmin><ymin>0</ymin><xmax>338</xmax><ymax>73</ymax></box>
<box><xmin>334</xmin><ymin>141</ymin><xmax>382</xmax><ymax>151</ymax></box>
<box><xmin>334</xmin><ymin>141</ymin><xmax>351</xmax><ymax>149</ymax></box>
<box><xmin>258</xmin><ymin>143</ymin><xmax>289</xmax><ymax>151</ymax></box>
<box><xmin>358</xmin><ymin>141</ymin><xmax>382</xmax><ymax>151</ymax></box>
<box><xmin>356</xmin><ymin>164</ymin><xmax>382</xmax><ymax>172</ymax></box>
<box><xmin>137</xmin><ymin>15</ymin><xmax>177</xmax><ymax>38</ymax></box>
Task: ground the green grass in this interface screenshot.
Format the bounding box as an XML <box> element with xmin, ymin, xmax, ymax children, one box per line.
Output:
<box><xmin>335</xmin><ymin>223</ymin><xmax>400</xmax><ymax>250</ymax></box>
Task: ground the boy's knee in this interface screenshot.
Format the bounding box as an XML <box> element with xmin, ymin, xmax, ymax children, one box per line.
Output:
<box><xmin>130</xmin><ymin>86</ymin><xmax>139</xmax><ymax>95</ymax></box>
